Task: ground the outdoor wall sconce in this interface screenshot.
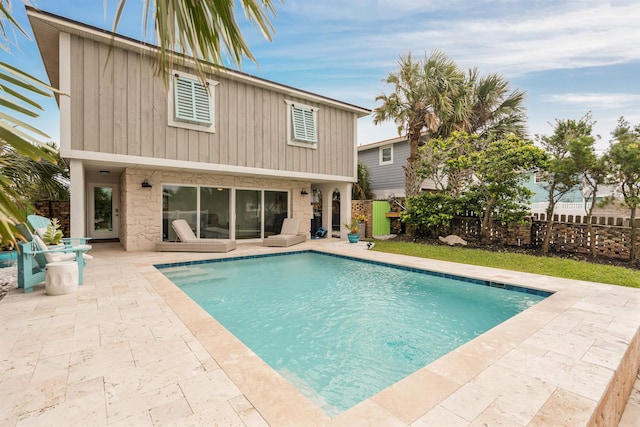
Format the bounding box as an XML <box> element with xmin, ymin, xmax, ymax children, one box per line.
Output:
<box><xmin>141</xmin><ymin>179</ymin><xmax>152</xmax><ymax>188</ymax></box>
<box><xmin>300</xmin><ymin>188</ymin><xmax>309</xmax><ymax>195</ymax></box>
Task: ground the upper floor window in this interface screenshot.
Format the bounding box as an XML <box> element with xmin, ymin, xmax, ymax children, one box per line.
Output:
<box><xmin>286</xmin><ymin>100</ymin><xmax>318</xmax><ymax>148</ymax></box>
<box><xmin>169</xmin><ymin>72</ymin><xmax>218</xmax><ymax>133</ymax></box>
<box><xmin>379</xmin><ymin>145</ymin><xmax>393</xmax><ymax>165</ymax></box>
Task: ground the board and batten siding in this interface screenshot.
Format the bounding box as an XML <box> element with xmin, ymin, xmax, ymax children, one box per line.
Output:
<box><xmin>70</xmin><ymin>35</ymin><xmax>356</xmax><ymax>178</ymax></box>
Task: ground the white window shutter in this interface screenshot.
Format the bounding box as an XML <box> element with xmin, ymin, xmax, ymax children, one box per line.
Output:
<box><xmin>291</xmin><ymin>105</ymin><xmax>317</xmax><ymax>143</ymax></box>
<box><xmin>174</xmin><ymin>76</ymin><xmax>212</xmax><ymax>125</ymax></box>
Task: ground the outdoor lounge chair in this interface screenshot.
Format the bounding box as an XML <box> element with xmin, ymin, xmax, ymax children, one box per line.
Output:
<box><xmin>155</xmin><ymin>219</ymin><xmax>237</xmax><ymax>253</ymax></box>
<box><xmin>263</xmin><ymin>218</ymin><xmax>306</xmax><ymax>247</ymax></box>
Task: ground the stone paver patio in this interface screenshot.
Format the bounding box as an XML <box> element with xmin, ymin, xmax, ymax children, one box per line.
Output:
<box><xmin>1</xmin><ymin>239</ymin><xmax>639</xmax><ymax>426</ymax></box>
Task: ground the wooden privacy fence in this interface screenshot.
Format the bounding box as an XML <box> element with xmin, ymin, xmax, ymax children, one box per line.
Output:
<box><xmin>33</xmin><ymin>200</ymin><xmax>71</xmax><ymax>238</ymax></box>
<box><xmin>352</xmin><ymin>198</ymin><xmax>639</xmax><ymax>263</ymax></box>
<box><xmin>452</xmin><ymin>216</ymin><xmax>640</xmax><ymax>262</ymax></box>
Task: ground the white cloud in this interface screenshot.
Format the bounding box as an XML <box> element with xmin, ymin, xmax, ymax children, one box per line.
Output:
<box><xmin>364</xmin><ymin>3</ymin><xmax>640</xmax><ymax>76</ymax></box>
<box><xmin>261</xmin><ymin>1</ymin><xmax>640</xmax><ymax>78</ymax></box>
<box><xmin>543</xmin><ymin>93</ymin><xmax>640</xmax><ymax>110</ymax></box>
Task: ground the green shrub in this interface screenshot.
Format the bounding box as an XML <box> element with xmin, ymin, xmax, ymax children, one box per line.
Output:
<box><xmin>401</xmin><ymin>192</ymin><xmax>463</xmax><ymax>238</ymax></box>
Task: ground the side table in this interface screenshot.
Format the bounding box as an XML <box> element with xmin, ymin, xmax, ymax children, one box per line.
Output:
<box><xmin>45</xmin><ymin>261</ymin><xmax>79</xmax><ymax>295</ymax></box>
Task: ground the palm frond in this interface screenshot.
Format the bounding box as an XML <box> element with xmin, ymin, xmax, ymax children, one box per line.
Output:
<box><xmin>115</xmin><ymin>0</ymin><xmax>278</xmax><ymax>86</ymax></box>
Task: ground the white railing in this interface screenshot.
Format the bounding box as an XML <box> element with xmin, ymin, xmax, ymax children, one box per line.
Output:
<box><xmin>530</xmin><ymin>202</ymin><xmax>591</xmax><ymax>214</ymax></box>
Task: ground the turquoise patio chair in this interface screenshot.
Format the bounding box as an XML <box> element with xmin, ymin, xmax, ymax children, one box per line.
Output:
<box><xmin>26</xmin><ymin>214</ymin><xmax>50</xmax><ymax>231</ymax></box>
<box><xmin>27</xmin><ymin>214</ymin><xmax>91</xmax><ymax>245</ymax></box>
<box><xmin>16</xmin><ymin>223</ymin><xmax>92</xmax><ymax>293</ymax></box>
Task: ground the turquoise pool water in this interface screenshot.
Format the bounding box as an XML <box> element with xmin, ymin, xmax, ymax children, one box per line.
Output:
<box><xmin>0</xmin><ymin>250</ymin><xmax>16</xmax><ymax>268</ymax></box>
<box><xmin>158</xmin><ymin>251</ymin><xmax>549</xmax><ymax>416</ymax></box>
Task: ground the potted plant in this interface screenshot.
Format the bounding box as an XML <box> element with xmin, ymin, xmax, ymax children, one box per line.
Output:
<box><xmin>344</xmin><ymin>216</ymin><xmax>362</xmax><ymax>243</ymax></box>
<box><xmin>354</xmin><ymin>214</ymin><xmax>367</xmax><ymax>239</ymax></box>
<box><xmin>42</xmin><ymin>218</ymin><xmax>64</xmax><ymax>246</ymax></box>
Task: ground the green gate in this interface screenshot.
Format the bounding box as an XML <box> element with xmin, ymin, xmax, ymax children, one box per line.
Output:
<box><xmin>372</xmin><ymin>201</ymin><xmax>391</xmax><ymax>236</ymax></box>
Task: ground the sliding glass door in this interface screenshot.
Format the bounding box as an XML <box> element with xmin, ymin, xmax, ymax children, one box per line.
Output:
<box><xmin>200</xmin><ymin>187</ymin><xmax>230</xmax><ymax>238</ymax></box>
<box><xmin>264</xmin><ymin>190</ymin><xmax>289</xmax><ymax>237</ymax></box>
<box><xmin>235</xmin><ymin>190</ymin><xmax>262</xmax><ymax>239</ymax></box>
<box><xmin>162</xmin><ymin>185</ymin><xmax>197</xmax><ymax>241</ymax></box>
<box><xmin>162</xmin><ymin>185</ymin><xmax>288</xmax><ymax>240</ymax></box>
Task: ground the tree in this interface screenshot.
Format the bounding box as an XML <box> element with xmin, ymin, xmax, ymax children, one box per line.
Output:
<box><xmin>568</xmin><ymin>133</ymin><xmax>608</xmax><ymax>258</ymax></box>
<box><xmin>0</xmin><ymin>1</ymin><xmax>60</xmax><ymax>243</ymax></box>
<box><xmin>467</xmin><ymin>135</ymin><xmax>546</xmax><ymax>243</ymax></box>
<box><xmin>0</xmin><ymin>142</ymin><xmax>69</xmax><ymax>201</ymax></box>
<box><xmin>373</xmin><ymin>51</ymin><xmax>465</xmax><ymax>197</ymax></box>
<box><xmin>374</xmin><ymin>51</ymin><xmax>528</xmax><ymax>199</ymax></box>
<box><xmin>607</xmin><ymin>117</ymin><xmax>640</xmax><ymax>263</ymax></box>
<box><xmin>536</xmin><ymin>115</ymin><xmax>594</xmax><ymax>255</ymax></box>
<box><xmin>403</xmin><ymin>132</ymin><xmax>474</xmax><ymax>238</ymax></box>
<box><xmin>418</xmin><ymin>131</ymin><xmax>475</xmax><ymax>197</ymax></box>
<box><xmin>353</xmin><ymin>163</ymin><xmax>374</xmax><ymax>200</ymax></box>
<box><xmin>441</xmin><ymin>69</ymin><xmax>528</xmax><ymax>142</ymax></box>
<box><xmin>0</xmin><ymin>140</ymin><xmax>69</xmax><ymax>248</ymax></box>
<box><xmin>415</xmin><ymin>132</ymin><xmax>545</xmax><ymax>243</ymax></box>
<box><xmin>0</xmin><ymin>0</ymin><xmax>277</xmax><ymax>244</ymax></box>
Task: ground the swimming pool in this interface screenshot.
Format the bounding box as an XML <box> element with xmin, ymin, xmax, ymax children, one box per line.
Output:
<box><xmin>157</xmin><ymin>251</ymin><xmax>550</xmax><ymax>416</ymax></box>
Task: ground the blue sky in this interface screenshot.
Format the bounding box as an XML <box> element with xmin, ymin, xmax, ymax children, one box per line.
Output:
<box><xmin>4</xmin><ymin>0</ymin><xmax>640</xmax><ymax>152</ymax></box>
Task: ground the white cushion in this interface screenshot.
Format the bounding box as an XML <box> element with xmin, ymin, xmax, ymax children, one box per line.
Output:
<box><xmin>172</xmin><ymin>219</ymin><xmax>198</xmax><ymax>242</ymax></box>
<box><xmin>33</xmin><ymin>235</ymin><xmax>92</xmax><ymax>263</ymax></box>
<box><xmin>279</xmin><ymin>218</ymin><xmax>300</xmax><ymax>235</ymax></box>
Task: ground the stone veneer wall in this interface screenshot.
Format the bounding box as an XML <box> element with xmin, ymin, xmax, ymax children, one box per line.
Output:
<box><xmin>121</xmin><ymin>168</ymin><xmax>312</xmax><ymax>251</ymax></box>
<box><xmin>588</xmin><ymin>327</ymin><xmax>640</xmax><ymax>426</ymax></box>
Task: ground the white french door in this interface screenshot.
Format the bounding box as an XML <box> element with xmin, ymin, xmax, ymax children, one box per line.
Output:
<box><xmin>88</xmin><ymin>183</ymin><xmax>120</xmax><ymax>239</ymax></box>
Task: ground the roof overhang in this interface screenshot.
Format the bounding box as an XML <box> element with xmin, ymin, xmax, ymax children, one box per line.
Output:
<box><xmin>357</xmin><ymin>134</ymin><xmax>407</xmax><ymax>151</ymax></box>
<box><xmin>26</xmin><ymin>6</ymin><xmax>371</xmax><ymax>117</ymax></box>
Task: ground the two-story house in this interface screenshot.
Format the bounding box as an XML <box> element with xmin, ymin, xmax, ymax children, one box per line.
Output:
<box><xmin>27</xmin><ymin>8</ymin><xmax>370</xmax><ymax>251</ymax></box>
<box><xmin>357</xmin><ymin>136</ymin><xmax>436</xmax><ymax>199</ymax></box>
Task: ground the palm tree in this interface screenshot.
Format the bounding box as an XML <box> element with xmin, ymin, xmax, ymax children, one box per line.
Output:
<box><xmin>0</xmin><ymin>60</ymin><xmax>59</xmax><ymax>243</ymax></box>
<box><xmin>0</xmin><ymin>0</ymin><xmax>277</xmax><ymax>244</ymax></box>
<box><xmin>373</xmin><ymin>51</ymin><xmax>465</xmax><ymax>197</ymax></box>
<box><xmin>0</xmin><ymin>141</ymin><xmax>69</xmax><ymax>202</ymax></box>
<box><xmin>458</xmin><ymin>70</ymin><xmax>527</xmax><ymax>141</ymax></box>
<box><xmin>353</xmin><ymin>163</ymin><xmax>374</xmax><ymax>200</ymax></box>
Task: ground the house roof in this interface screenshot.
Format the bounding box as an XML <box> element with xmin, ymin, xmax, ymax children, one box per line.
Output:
<box><xmin>357</xmin><ymin>134</ymin><xmax>407</xmax><ymax>151</ymax></box>
<box><xmin>25</xmin><ymin>6</ymin><xmax>371</xmax><ymax>117</ymax></box>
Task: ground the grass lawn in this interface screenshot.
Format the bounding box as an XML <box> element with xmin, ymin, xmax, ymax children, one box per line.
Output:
<box><xmin>372</xmin><ymin>240</ymin><xmax>640</xmax><ymax>289</ymax></box>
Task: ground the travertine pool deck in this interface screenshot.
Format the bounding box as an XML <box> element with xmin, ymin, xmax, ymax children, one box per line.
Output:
<box><xmin>1</xmin><ymin>239</ymin><xmax>639</xmax><ymax>426</ymax></box>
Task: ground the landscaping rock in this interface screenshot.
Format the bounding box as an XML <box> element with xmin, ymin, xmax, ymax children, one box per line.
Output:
<box><xmin>439</xmin><ymin>235</ymin><xmax>468</xmax><ymax>246</ymax></box>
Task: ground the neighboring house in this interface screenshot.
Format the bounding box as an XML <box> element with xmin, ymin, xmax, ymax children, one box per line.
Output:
<box><xmin>27</xmin><ymin>8</ymin><xmax>370</xmax><ymax>251</ymax></box>
<box><xmin>357</xmin><ymin>136</ymin><xmax>436</xmax><ymax>199</ymax></box>
<box><xmin>523</xmin><ymin>171</ymin><xmax>623</xmax><ymax>219</ymax></box>
<box><xmin>523</xmin><ymin>170</ymin><xmax>585</xmax><ymax>216</ymax></box>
